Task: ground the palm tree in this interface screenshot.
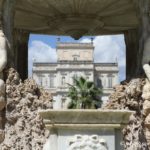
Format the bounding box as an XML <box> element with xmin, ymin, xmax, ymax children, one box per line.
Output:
<box><xmin>67</xmin><ymin>76</ymin><xmax>102</xmax><ymax>109</ymax></box>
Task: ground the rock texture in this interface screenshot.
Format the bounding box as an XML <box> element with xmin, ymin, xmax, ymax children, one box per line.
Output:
<box><xmin>0</xmin><ymin>68</ymin><xmax>52</xmax><ymax>150</ymax></box>
<box><xmin>105</xmin><ymin>78</ymin><xmax>150</xmax><ymax>149</ymax></box>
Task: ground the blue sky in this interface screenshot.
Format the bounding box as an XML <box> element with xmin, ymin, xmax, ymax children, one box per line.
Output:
<box><xmin>28</xmin><ymin>34</ymin><xmax>126</xmax><ymax>81</ymax></box>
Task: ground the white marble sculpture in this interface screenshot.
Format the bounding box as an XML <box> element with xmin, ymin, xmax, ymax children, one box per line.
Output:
<box><xmin>0</xmin><ymin>79</ymin><xmax>5</xmax><ymax>111</ymax></box>
<box><xmin>142</xmin><ymin>64</ymin><xmax>150</xmax><ymax>101</ymax></box>
<box><xmin>0</xmin><ymin>30</ymin><xmax>7</xmax><ymax>74</ymax></box>
<box><xmin>0</xmin><ymin>30</ymin><xmax>7</xmax><ymax>144</ymax></box>
<box><xmin>0</xmin><ymin>30</ymin><xmax>6</xmax><ymax>110</ymax></box>
<box><xmin>143</xmin><ymin>64</ymin><xmax>150</xmax><ymax>81</ymax></box>
<box><xmin>68</xmin><ymin>135</ymin><xmax>108</xmax><ymax>150</ymax></box>
<box><xmin>142</xmin><ymin>64</ymin><xmax>150</xmax><ymax>147</ymax></box>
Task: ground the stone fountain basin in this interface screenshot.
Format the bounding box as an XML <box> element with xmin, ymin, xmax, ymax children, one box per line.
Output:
<box><xmin>39</xmin><ymin>109</ymin><xmax>134</xmax><ymax>129</ymax></box>
<box><xmin>39</xmin><ymin>109</ymin><xmax>134</xmax><ymax>150</ymax></box>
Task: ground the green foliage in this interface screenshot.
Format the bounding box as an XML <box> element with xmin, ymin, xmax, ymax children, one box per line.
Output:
<box><xmin>67</xmin><ymin>76</ymin><xmax>102</xmax><ymax>109</ymax></box>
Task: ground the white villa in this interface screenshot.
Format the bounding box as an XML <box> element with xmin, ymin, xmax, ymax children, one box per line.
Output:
<box><xmin>32</xmin><ymin>42</ymin><xmax>119</xmax><ymax>109</ymax></box>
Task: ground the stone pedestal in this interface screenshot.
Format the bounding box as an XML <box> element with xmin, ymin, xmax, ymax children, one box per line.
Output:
<box><xmin>39</xmin><ymin>109</ymin><xmax>133</xmax><ymax>150</ymax></box>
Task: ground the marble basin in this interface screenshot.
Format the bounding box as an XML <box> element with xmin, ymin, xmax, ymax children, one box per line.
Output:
<box><xmin>39</xmin><ymin>109</ymin><xmax>134</xmax><ymax>150</ymax></box>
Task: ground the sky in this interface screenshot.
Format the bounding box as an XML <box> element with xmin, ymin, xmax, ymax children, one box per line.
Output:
<box><xmin>28</xmin><ymin>34</ymin><xmax>126</xmax><ymax>82</ymax></box>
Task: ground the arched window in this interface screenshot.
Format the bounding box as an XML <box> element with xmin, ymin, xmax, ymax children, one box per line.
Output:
<box><xmin>72</xmin><ymin>55</ymin><xmax>79</xmax><ymax>61</ymax></box>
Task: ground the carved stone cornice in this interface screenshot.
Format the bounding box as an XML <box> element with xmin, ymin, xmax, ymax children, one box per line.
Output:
<box><xmin>56</xmin><ymin>42</ymin><xmax>94</xmax><ymax>49</ymax></box>
<box><xmin>13</xmin><ymin>0</ymin><xmax>139</xmax><ymax>38</ymax></box>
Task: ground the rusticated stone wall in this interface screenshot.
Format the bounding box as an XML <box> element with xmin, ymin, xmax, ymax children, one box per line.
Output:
<box><xmin>0</xmin><ymin>68</ymin><xmax>52</xmax><ymax>150</ymax></box>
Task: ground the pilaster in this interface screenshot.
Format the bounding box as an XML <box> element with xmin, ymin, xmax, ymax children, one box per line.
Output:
<box><xmin>139</xmin><ymin>0</ymin><xmax>150</xmax><ymax>66</ymax></box>
<box><xmin>124</xmin><ymin>29</ymin><xmax>141</xmax><ymax>79</ymax></box>
<box><xmin>14</xmin><ymin>30</ymin><xmax>29</xmax><ymax>80</ymax></box>
<box><xmin>2</xmin><ymin>0</ymin><xmax>16</xmax><ymax>68</ymax></box>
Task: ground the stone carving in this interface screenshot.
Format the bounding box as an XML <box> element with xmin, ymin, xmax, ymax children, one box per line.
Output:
<box><xmin>0</xmin><ymin>79</ymin><xmax>6</xmax><ymax>111</ymax></box>
<box><xmin>0</xmin><ymin>30</ymin><xmax>7</xmax><ymax>73</ymax></box>
<box><xmin>142</xmin><ymin>64</ymin><xmax>150</xmax><ymax>148</ymax></box>
<box><xmin>0</xmin><ymin>68</ymin><xmax>52</xmax><ymax>149</ymax></box>
<box><xmin>69</xmin><ymin>135</ymin><xmax>108</xmax><ymax>150</ymax></box>
<box><xmin>143</xmin><ymin>64</ymin><xmax>150</xmax><ymax>81</ymax></box>
<box><xmin>0</xmin><ymin>79</ymin><xmax>5</xmax><ymax>143</ymax></box>
<box><xmin>0</xmin><ymin>30</ymin><xmax>7</xmax><ymax>144</ymax></box>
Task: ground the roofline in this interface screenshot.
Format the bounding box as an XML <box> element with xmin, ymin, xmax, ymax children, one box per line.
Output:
<box><xmin>56</xmin><ymin>42</ymin><xmax>94</xmax><ymax>50</ymax></box>
<box><xmin>33</xmin><ymin>62</ymin><xmax>118</xmax><ymax>66</ymax></box>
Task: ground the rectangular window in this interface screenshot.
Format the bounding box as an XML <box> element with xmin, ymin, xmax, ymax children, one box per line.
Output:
<box><xmin>97</xmin><ymin>78</ymin><xmax>102</xmax><ymax>88</ymax></box>
<box><xmin>38</xmin><ymin>74</ymin><xmax>43</xmax><ymax>86</ymax></box>
<box><xmin>49</xmin><ymin>75</ymin><xmax>54</xmax><ymax>88</ymax></box>
<box><xmin>45</xmin><ymin>77</ymin><xmax>48</xmax><ymax>88</ymax></box>
<box><xmin>73</xmin><ymin>74</ymin><xmax>78</xmax><ymax>83</ymax></box>
<box><xmin>62</xmin><ymin>76</ymin><xmax>65</xmax><ymax>85</ymax></box>
<box><xmin>74</xmin><ymin>57</ymin><xmax>77</xmax><ymax>61</ymax></box>
<box><xmin>86</xmin><ymin>76</ymin><xmax>89</xmax><ymax>80</ymax></box>
<box><xmin>72</xmin><ymin>55</ymin><xmax>79</xmax><ymax>61</ymax></box>
<box><xmin>108</xmin><ymin>76</ymin><xmax>112</xmax><ymax>88</ymax></box>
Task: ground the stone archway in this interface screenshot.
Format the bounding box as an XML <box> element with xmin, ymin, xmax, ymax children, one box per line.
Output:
<box><xmin>1</xmin><ymin>0</ymin><xmax>150</xmax><ymax>149</ymax></box>
<box><xmin>0</xmin><ymin>0</ymin><xmax>147</xmax><ymax>80</ymax></box>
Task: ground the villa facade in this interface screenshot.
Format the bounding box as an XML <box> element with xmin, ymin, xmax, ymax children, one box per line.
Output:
<box><xmin>32</xmin><ymin>42</ymin><xmax>119</xmax><ymax>109</ymax></box>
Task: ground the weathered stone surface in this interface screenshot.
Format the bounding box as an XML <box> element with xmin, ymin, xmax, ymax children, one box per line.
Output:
<box><xmin>0</xmin><ymin>68</ymin><xmax>52</xmax><ymax>149</ymax></box>
<box><xmin>1</xmin><ymin>0</ymin><xmax>138</xmax><ymax>39</ymax></box>
<box><xmin>145</xmin><ymin>114</ymin><xmax>150</xmax><ymax>125</ymax></box>
<box><xmin>0</xmin><ymin>130</ymin><xmax>5</xmax><ymax>143</ymax></box>
<box><xmin>143</xmin><ymin>100</ymin><xmax>150</xmax><ymax>116</ymax></box>
<box><xmin>0</xmin><ymin>96</ymin><xmax>5</xmax><ymax>111</ymax></box>
<box><xmin>145</xmin><ymin>128</ymin><xmax>150</xmax><ymax>148</ymax></box>
<box><xmin>142</xmin><ymin>81</ymin><xmax>150</xmax><ymax>101</ymax></box>
<box><xmin>142</xmin><ymin>65</ymin><xmax>150</xmax><ymax>149</ymax></box>
<box><xmin>39</xmin><ymin>109</ymin><xmax>133</xmax><ymax>125</ymax></box>
<box><xmin>105</xmin><ymin>78</ymin><xmax>149</xmax><ymax>149</ymax></box>
<box><xmin>105</xmin><ymin>79</ymin><xmax>144</xmax><ymax>110</ymax></box>
<box><xmin>0</xmin><ymin>79</ymin><xmax>6</xmax><ymax>111</ymax></box>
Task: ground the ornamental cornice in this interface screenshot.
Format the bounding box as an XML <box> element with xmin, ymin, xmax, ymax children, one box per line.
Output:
<box><xmin>57</xmin><ymin>45</ymin><xmax>94</xmax><ymax>50</ymax></box>
<box><xmin>33</xmin><ymin>70</ymin><xmax>57</xmax><ymax>73</ymax></box>
<box><xmin>56</xmin><ymin>68</ymin><xmax>94</xmax><ymax>71</ymax></box>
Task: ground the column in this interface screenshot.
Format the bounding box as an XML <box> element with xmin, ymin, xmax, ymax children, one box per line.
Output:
<box><xmin>124</xmin><ymin>29</ymin><xmax>141</xmax><ymax>79</ymax></box>
<box><xmin>124</xmin><ymin>0</ymin><xmax>150</xmax><ymax>79</ymax></box>
<box><xmin>2</xmin><ymin>0</ymin><xmax>16</xmax><ymax>68</ymax></box>
<box><xmin>139</xmin><ymin>0</ymin><xmax>150</xmax><ymax>69</ymax></box>
<box><xmin>14</xmin><ymin>30</ymin><xmax>30</xmax><ymax>80</ymax></box>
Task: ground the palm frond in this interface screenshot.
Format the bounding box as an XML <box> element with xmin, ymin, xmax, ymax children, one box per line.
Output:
<box><xmin>67</xmin><ymin>76</ymin><xmax>103</xmax><ymax>109</ymax></box>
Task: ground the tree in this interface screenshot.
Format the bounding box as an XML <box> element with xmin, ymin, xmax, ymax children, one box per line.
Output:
<box><xmin>67</xmin><ymin>76</ymin><xmax>102</xmax><ymax>109</ymax></box>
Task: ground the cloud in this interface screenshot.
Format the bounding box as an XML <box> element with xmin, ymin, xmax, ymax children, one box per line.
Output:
<box><xmin>28</xmin><ymin>40</ymin><xmax>57</xmax><ymax>76</ymax></box>
<box><xmin>81</xmin><ymin>35</ymin><xmax>126</xmax><ymax>81</ymax></box>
